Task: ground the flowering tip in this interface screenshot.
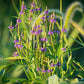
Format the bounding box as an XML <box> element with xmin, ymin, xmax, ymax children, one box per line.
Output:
<box><xmin>44</xmin><ymin>10</ymin><xmax>49</xmax><ymax>14</ymax></box>
<box><xmin>21</xmin><ymin>5</ymin><xmax>27</xmax><ymax>11</ymax></box>
<box><xmin>13</xmin><ymin>40</ymin><xmax>19</xmax><ymax>43</ymax></box>
<box><xmin>30</xmin><ymin>30</ymin><xmax>35</xmax><ymax>34</ymax></box>
<box><xmin>35</xmin><ymin>29</ymin><xmax>43</xmax><ymax>35</ymax></box>
<box><xmin>62</xmin><ymin>28</ymin><xmax>67</xmax><ymax>32</ymax></box>
<box><xmin>30</xmin><ymin>3</ymin><xmax>35</xmax><ymax>7</ymax></box>
<box><xmin>13</xmin><ymin>52</ymin><xmax>19</xmax><ymax>57</ymax></box>
<box><xmin>37</xmin><ymin>8</ymin><xmax>42</xmax><ymax>11</ymax></box>
<box><xmin>8</xmin><ymin>26</ymin><xmax>14</xmax><ymax>29</ymax></box>
<box><xmin>34</xmin><ymin>26</ymin><xmax>37</xmax><ymax>29</ymax></box>
<box><xmin>19</xmin><ymin>11</ymin><xmax>24</xmax><ymax>15</ymax></box>
<box><xmin>40</xmin><ymin>47</ymin><xmax>46</xmax><ymax>52</ymax></box>
<box><xmin>30</xmin><ymin>10</ymin><xmax>34</xmax><ymax>13</ymax></box>
<box><xmin>48</xmin><ymin>31</ymin><xmax>53</xmax><ymax>35</ymax></box>
<box><xmin>41</xmin><ymin>38</ymin><xmax>48</xmax><ymax>41</ymax></box>
<box><xmin>17</xmin><ymin>19</ymin><xmax>22</xmax><ymax>23</ymax></box>
<box><xmin>41</xmin><ymin>16</ymin><xmax>46</xmax><ymax>21</ymax></box>
<box><xmin>61</xmin><ymin>48</ymin><xmax>66</xmax><ymax>51</ymax></box>
<box><xmin>15</xmin><ymin>24</ymin><xmax>18</xmax><ymax>27</ymax></box>
<box><xmin>49</xmin><ymin>19</ymin><xmax>56</xmax><ymax>23</ymax></box>
<box><xmin>42</xmin><ymin>70</ymin><xmax>46</xmax><ymax>73</ymax></box>
<box><xmin>56</xmin><ymin>62</ymin><xmax>61</xmax><ymax>66</ymax></box>
<box><xmin>29</xmin><ymin>17</ymin><xmax>32</xmax><ymax>20</ymax></box>
<box><xmin>36</xmin><ymin>68</ymin><xmax>41</xmax><ymax>71</ymax></box>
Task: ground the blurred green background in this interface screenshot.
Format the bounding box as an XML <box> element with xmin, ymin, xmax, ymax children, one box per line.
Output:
<box><xmin>0</xmin><ymin>0</ymin><xmax>84</xmax><ymax>66</ymax></box>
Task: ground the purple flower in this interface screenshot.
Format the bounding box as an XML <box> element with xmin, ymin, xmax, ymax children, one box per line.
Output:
<box><xmin>44</xmin><ymin>10</ymin><xmax>49</xmax><ymax>14</ymax></box>
<box><xmin>50</xmin><ymin>63</ymin><xmax>54</xmax><ymax>67</ymax></box>
<box><xmin>62</xmin><ymin>28</ymin><xmax>67</xmax><ymax>32</ymax></box>
<box><xmin>34</xmin><ymin>26</ymin><xmax>37</xmax><ymax>29</ymax></box>
<box><xmin>41</xmin><ymin>38</ymin><xmax>48</xmax><ymax>41</ymax></box>
<box><xmin>41</xmin><ymin>16</ymin><xmax>46</xmax><ymax>21</ymax></box>
<box><xmin>13</xmin><ymin>40</ymin><xmax>19</xmax><ymax>43</ymax></box>
<box><xmin>30</xmin><ymin>30</ymin><xmax>35</xmax><ymax>34</ymax></box>
<box><xmin>29</xmin><ymin>17</ymin><xmax>32</xmax><ymax>20</ymax></box>
<box><xmin>14</xmin><ymin>44</ymin><xmax>18</xmax><ymax>48</ymax></box>
<box><xmin>17</xmin><ymin>44</ymin><xmax>23</xmax><ymax>49</ymax></box>
<box><xmin>61</xmin><ymin>47</ymin><xmax>66</xmax><ymax>51</ymax></box>
<box><xmin>15</xmin><ymin>24</ymin><xmax>18</xmax><ymax>27</ymax></box>
<box><xmin>50</xmin><ymin>70</ymin><xmax>53</xmax><ymax>73</ymax></box>
<box><xmin>37</xmin><ymin>8</ymin><xmax>42</xmax><ymax>11</ymax></box>
<box><xmin>51</xmin><ymin>14</ymin><xmax>54</xmax><ymax>17</ymax></box>
<box><xmin>56</xmin><ymin>62</ymin><xmax>61</xmax><ymax>66</ymax></box>
<box><xmin>36</xmin><ymin>68</ymin><xmax>41</xmax><ymax>71</ymax></box>
<box><xmin>54</xmin><ymin>30</ymin><xmax>57</xmax><ymax>33</ymax></box>
<box><xmin>42</xmin><ymin>70</ymin><xmax>46</xmax><ymax>73</ymax></box>
<box><xmin>20</xmin><ymin>34</ymin><xmax>24</xmax><ymax>37</ymax></box>
<box><xmin>47</xmin><ymin>70</ymin><xmax>50</xmax><ymax>73</ymax></box>
<box><xmin>37</xmin><ymin>25</ymin><xmax>40</xmax><ymax>28</ymax></box>
<box><xmin>48</xmin><ymin>31</ymin><xmax>53</xmax><ymax>35</ymax></box>
<box><xmin>13</xmin><ymin>52</ymin><xmax>19</xmax><ymax>57</ymax></box>
<box><xmin>44</xmin><ymin>15</ymin><xmax>49</xmax><ymax>18</ymax></box>
<box><xmin>30</xmin><ymin>10</ymin><xmax>34</xmax><ymax>13</ymax></box>
<box><xmin>35</xmin><ymin>29</ymin><xmax>43</xmax><ymax>35</ymax></box>
<box><xmin>49</xmin><ymin>19</ymin><xmax>56</xmax><ymax>23</ymax></box>
<box><xmin>21</xmin><ymin>5</ymin><xmax>27</xmax><ymax>11</ymax></box>
<box><xmin>8</xmin><ymin>26</ymin><xmax>14</xmax><ymax>29</ymax></box>
<box><xmin>34</xmin><ymin>8</ymin><xmax>38</xmax><ymax>11</ymax></box>
<box><xmin>19</xmin><ymin>11</ymin><xmax>24</xmax><ymax>15</ymax></box>
<box><xmin>30</xmin><ymin>3</ymin><xmax>35</xmax><ymax>7</ymax></box>
<box><xmin>17</xmin><ymin>19</ymin><xmax>22</xmax><ymax>23</ymax></box>
<box><xmin>40</xmin><ymin>47</ymin><xmax>46</xmax><ymax>52</ymax></box>
<box><xmin>57</xmin><ymin>31</ymin><xmax>60</xmax><ymax>34</ymax></box>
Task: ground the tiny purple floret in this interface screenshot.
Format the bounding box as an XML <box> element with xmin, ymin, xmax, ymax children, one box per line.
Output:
<box><xmin>19</xmin><ymin>11</ymin><xmax>24</xmax><ymax>15</ymax></box>
<box><xmin>17</xmin><ymin>19</ymin><xmax>22</xmax><ymax>23</ymax></box>
<box><xmin>48</xmin><ymin>31</ymin><xmax>53</xmax><ymax>35</ymax></box>
<box><xmin>56</xmin><ymin>62</ymin><xmax>61</xmax><ymax>66</ymax></box>
<box><xmin>13</xmin><ymin>40</ymin><xmax>19</xmax><ymax>43</ymax></box>
<box><xmin>44</xmin><ymin>10</ymin><xmax>49</xmax><ymax>14</ymax></box>
<box><xmin>30</xmin><ymin>30</ymin><xmax>35</xmax><ymax>34</ymax></box>
<box><xmin>41</xmin><ymin>38</ymin><xmax>48</xmax><ymax>41</ymax></box>
<box><xmin>42</xmin><ymin>69</ymin><xmax>46</xmax><ymax>73</ymax></box>
<box><xmin>62</xmin><ymin>28</ymin><xmax>67</xmax><ymax>32</ymax></box>
<box><xmin>30</xmin><ymin>3</ymin><xmax>35</xmax><ymax>7</ymax></box>
<box><xmin>61</xmin><ymin>47</ymin><xmax>66</xmax><ymax>51</ymax></box>
<box><xmin>8</xmin><ymin>26</ymin><xmax>14</xmax><ymax>29</ymax></box>
<box><xmin>13</xmin><ymin>52</ymin><xmax>19</xmax><ymax>57</ymax></box>
<box><xmin>40</xmin><ymin>47</ymin><xmax>46</xmax><ymax>52</ymax></box>
<box><xmin>21</xmin><ymin>5</ymin><xmax>27</xmax><ymax>11</ymax></box>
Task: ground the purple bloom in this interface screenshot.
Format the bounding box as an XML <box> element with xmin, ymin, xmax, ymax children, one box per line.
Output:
<box><xmin>37</xmin><ymin>8</ymin><xmax>42</xmax><ymax>11</ymax></box>
<box><xmin>57</xmin><ymin>31</ymin><xmax>60</xmax><ymax>34</ymax></box>
<box><xmin>47</xmin><ymin>70</ymin><xmax>50</xmax><ymax>73</ymax></box>
<box><xmin>17</xmin><ymin>44</ymin><xmax>23</xmax><ymax>49</ymax></box>
<box><xmin>54</xmin><ymin>30</ymin><xmax>57</xmax><ymax>33</ymax></box>
<box><xmin>19</xmin><ymin>11</ymin><xmax>24</xmax><ymax>15</ymax></box>
<box><xmin>29</xmin><ymin>17</ymin><xmax>32</xmax><ymax>20</ymax></box>
<box><xmin>41</xmin><ymin>38</ymin><xmax>48</xmax><ymax>41</ymax></box>
<box><xmin>30</xmin><ymin>3</ymin><xmax>35</xmax><ymax>7</ymax></box>
<box><xmin>13</xmin><ymin>40</ymin><xmax>19</xmax><ymax>43</ymax></box>
<box><xmin>35</xmin><ymin>29</ymin><xmax>43</xmax><ymax>35</ymax></box>
<box><xmin>13</xmin><ymin>52</ymin><xmax>19</xmax><ymax>57</ymax></box>
<box><xmin>44</xmin><ymin>15</ymin><xmax>49</xmax><ymax>18</ymax></box>
<box><xmin>8</xmin><ymin>26</ymin><xmax>14</xmax><ymax>29</ymax></box>
<box><xmin>49</xmin><ymin>19</ymin><xmax>56</xmax><ymax>23</ymax></box>
<box><xmin>56</xmin><ymin>62</ymin><xmax>61</xmax><ymax>66</ymax></box>
<box><xmin>34</xmin><ymin>26</ymin><xmax>37</xmax><ymax>29</ymax></box>
<box><xmin>42</xmin><ymin>69</ymin><xmax>46</xmax><ymax>73</ymax></box>
<box><xmin>30</xmin><ymin>10</ymin><xmax>34</xmax><ymax>13</ymax></box>
<box><xmin>14</xmin><ymin>44</ymin><xmax>18</xmax><ymax>47</ymax></box>
<box><xmin>51</xmin><ymin>14</ymin><xmax>54</xmax><ymax>17</ymax></box>
<box><xmin>21</xmin><ymin>5</ymin><xmax>27</xmax><ymax>11</ymax></box>
<box><xmin>15</xmin><ymin>24</ymin><xmax>18</xmax><ymax>27</ymax></box>
<box><xmin>37</xmin><ymin>25</ymin><xmax>40</xmax><ymax>28</ymax></box>
<box><xmin>36</xmin><ymin>68</ymin><xmax>41</xmax><ymax>71</ymax></box>
<box><xmin>50</xmin><ymin>63</ymin><xmax>54</xmax><ymax>67</ymax></box>
<box><xmin>41</xmin><ymin>16</ymin><xmax>46</xmax><ymax>21</ymax></box>
<box><xmin>61</xmin><ymin>47</ymin><xmax>66</xmax><ymax>51</ymax></box>
<box><xmin>62</xmin><ymin>28</ymin><xmax>67</xmax><ymax>32</ymax></box>
<box><xmin>20</xmin><ymin>34</ymin><xmax>24</xmax><ymax>37</ymax></box>
<box><xmin>34</xmin><ymin>8</ymin><xmax>38</xmax><ymax>11</ymax></box>
<box><xmin>48</xmin><ymin>31</ymin><xmax>53</xmax><ymax>35</ymax></box>
<box><xmin>44</xmin><ymin>10</ymin><xmax>49</xmax><ymax>14</ymax></box>
<box><xmin>50</xmin><ymin>70</ymin><xmax>53</xmax><ymax>73</ymax></box>
<box><xmin>30</xmin><ymin>30</ymin><xmax>35</xmax><ymax>34</ymax></box>
<box><xmin>17</xmin><ymin>19</ymin><xmax>22</xmax><ymax>23</ymax></box>
<box><xmin>40</xmin><ymin>47</ymin><xmax>46</xmax><ymax>52</ymax></box>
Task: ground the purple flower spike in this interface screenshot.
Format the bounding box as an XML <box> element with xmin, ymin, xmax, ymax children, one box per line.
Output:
<box><xmin>34</xmin><ymin>26</ymin><xmax>37</xmax><ymax>29</ymax></box>
<box><xmin>30</xmin><ymin>3</ymin><xmax>35</xmax><ymax>7</ymax></box>
<box><xmin>50</xmin><ymin>70</ymin><xmax>53</xmax><ymax>73</ymax></box>
<box><xmin>61</xmin><ymin>47</ymin><xmax>66</xmax><ymax>51</ymax></box>
<box><xmin>35</xmin><ymin>29</ymin><xmax>43</xmax><ymax>35</ymax></box>
<box><xmin>8</xmin><ymin>26</ymin><xmax>14</xmax><ymax>29</ymax></box>
<box><xmin>56</xmin><ymin>62</ymin><xmax>61</xmax><ymax>66</ymax></box>
<box><xmin>19</xmin><ymin>11</ymin><xmax>24</xmax><ymax>15</ymax></box>
<box><xmin>62</xmin><ymin>28</ymin><xmax>67</xmax><ymax>32</ymax></box>
<box><xmin>13</xmin><ymin>52</ymin><xmax>19</xmax><ymax>57</ymax></box>
<box><xmin>40</xmin><ymin>47</ymin><xmax>46</xmax><ymax>52</ymax></box>
<box><xmin>41</xmin><ymin>38</ymin><xmax>48</xmax><ymax>41</ymax></box>
<box><xmin>30</xmin><ymin>10</ymin><xmax>34</xmax><ymax>13</ymax></box>
<box><xmin>49</xmin><ymin>19</ymin><xmax>56</xmax><ymax>23</ymax></box>
<box><xmin>36</xmin><ymin>68</ymin><xmax>41</xmax><ymax>71</ymax></box>
<box><xmin>21</xmin><ymin>5</ymin><xmax>27</xmax><ymax>11</ymax></box>
<box><xmin>50</xmin><ymin>63</ymin><xmax>54</xmax><ymax>67</ymax></box>
<box><xmin>15</xmin><ymin>24</ymin><xmax>18</xmax><ymax>27</ymax></box>
<box><xmin>13</xmin><ymin>40</ymin><xmax>19</xmax><ymax>43</ymax></box>
<box><xmin>37</xmin><ymin>8</ymin><xmax>42</xmax><ymax>11</ymax></box>
<box><xmin>34</xmin><ymin>8</ymin><xmax>38</xmax><ymax>11</ymax></box>
<box><xmin>17</xmin><ymin>19</ymin><xmax>22</xmax><ymax>23</ymax></box>
<box><xmin>41</xmin><ymin>16</ymin><xmax>46</xmax><ymax>21</ymax></box>
<box><xmin>14</xmin><ymin>44</ymin><xmax>18</xmax><ymax>48</ymax></box>
<box><xmin>48</xmin><ymin>31</ymin><xmax>53</xmax><ymax>35</ymax></box>
<box><xmin>29</xmin><ymin>17</ymin><xmax>32</xmax><ymax>20</ymax></box>
<box><xmin>47</xmin><ymin>70</ymin><xmax>50</xmax><ymax>73</ymax></box>
<box><xmin>37</xmin><ymin>25</ymin><xmax>40</xmax><ymax>28</ymax></box>
<box><xmin>30</xmin><ymin>30</ymin><xmax>35</xmax><ymax>34</ymax></box>
<box><xmin>17</xmin><ymin>44</ymin><xmax>23</xmax><ymax>49</ymax></box>
<box><xmin>44</xmin><ymin>10</ymin><xmax>49</xmax><ymax>14</ymax></box>
<box><xmin>42</xmin><ymin>70</ymin><xmax>46</xmax><ymax>73</ymax></box>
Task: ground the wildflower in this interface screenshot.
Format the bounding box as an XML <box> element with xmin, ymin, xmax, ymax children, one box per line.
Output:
<box><xmin>48</xmin><ymin>31</ymin><xmax>53</xmax><ymax>35</ymax></box>
<box><xmin>35</xmin><ymin>29</ymin><xmax>43</xmax><ymax>35</ymax></box>
<box><xmin>50</xmin><ymin>70</ymin><xmax>53</xmax><ymax>73</ymax></box>
<box><xmin>17</xmin><ymin>19</ymin><xmax>22</xmax><ymax>23</ymax></box>
<box><xmin>13</xmin><ymin>40</ymin><xmax>19</xmax><ymax>43</ymax></box>
<box><xmin>37</xmin><ymin>8</ymin><xmax>42</xmax><ymax>11</ymax></box>
<box><xmin>30</xmin><ymin>30</ymin><xmax>35</xmax><ymax>34</ymax></box>
<box><xmin>29</xmin><ymin>17</ymin><xmax>32</xmax><ymax>20</ymax></box>
<box><xmin>49</xmin><ymin>19</ymin><xmax>56</xmax><ymax>23</ymax></box>
<box><xmin>34</xmin><ymin>8</ymin><xmax>38</xmax><ymax>11</ymax></box>
<box><xmin>17</xmin><ymin>44</ymin><xmax>23</xmax><ymax>49</ymax></box>
<box><xmin>8</xmin><ymin>26</ymin><xmax>14</xmax><ymax>29</ymax></box>
<box><xmin>14</xmin><ymin>44</ymin><xmax>18</xmax><ymax>48</ymax></box>
<box><xmin>37</xmin><ymin>25</ymin><xmax>40</xmax><ymax>28</ymax></box>
<box><xmin>40</xmin><ymin>47</ymin><xmax>46</xmax><ymax>52</ymax></box>
<box><xmin>30</xmin><ymin>10</ymin><xmax>34</xmax><ymax>13</ymax></box>
<box><xmin>57</xmin><ymin>31</ymin><xmax>60</xmax><ymax>34</ymax></box>
<box><xmin>20</xmin><ymin>34</ymin><xmax>24</xmax><ymax>37</ymax></box>
<box><xmin>41</xmin><ymin>16</ymin><xmax>46</xmax><ymax>21</ymax></box>
<box><xmin>50</xmin><ymin>63</ymin><xmax>54</xmax><ymax>67</ymax></box>
<box><xmin>56</xmin><ymin>62</ymin><xmax>61</xmax><ymax>66</ymax></box>
<box><xmin>36</xmin><ymin>68</ymin><xmax>41</xmax><ymax>71</ymax></box>
<box><xmin>62</xmin><ymin>28</ymin><xmax>67</xmax><ymax>32</ymax></box>
<box><xmin>13</xmin><ymin>52</ymin><xmax>19</xmax><ymax>57</ymax></box>
<box><xmin>21</xmin><ymin>5</ymin><xmax>27</xmax><ymax>11</ymax></box>
<box><xmin>15</xmin><ymin>24</ymin><xmax>18</xmax><ymax>27</ymax></box>
<box><xmin>44</xmin><ymin>10</ymin><xmax>49</xmax><ymax>14</ymax></box>
<box><xmin>34</xmin><ymin>26</ymin><xmax>37</xmax><ymax>29</ymax></box>
<box><xmin>41</xmin><ymin>38</ymin><xmax>48</xmax><ymax>41</ymax></box>
<box><xmin>44</xmin><ymin>15</ymin><xmax>49</xmax><ymax>18</ymax></box>
<box><xmin>30</xmin><ymin>3</ymin><xmax>35</xmax><ymax>7</ymax></box>
<box><xmin>47</xmin><ymin>70</ymin><xmax>50</xmax><ymax>73</ymax></box>
<box><xmin>54</xmin><ymin>30</ymin><xmax>57</xmax><ymax>33</ymax></box>
<box><xmin>61</xmin><ymin>47</ymin><xmax>66</xmax><ymax>51</ymax></box>
<box><xmin>42</xmin><ymin>69</ymin><xmax>46</xmax><ymax>73</ymax></box>
<box><xmin>19</xmin><ymin>11</ymin><xmax>24</xmax><ymax>15</ymax></box>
